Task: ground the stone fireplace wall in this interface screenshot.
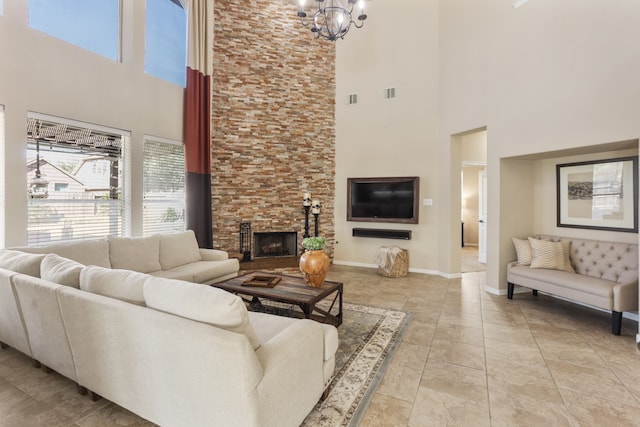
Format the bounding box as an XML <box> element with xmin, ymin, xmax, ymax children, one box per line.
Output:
<box><xmin>212</xmin><ymin>0</ymin><xmax>336</xmax><ymax>258</ymax></box>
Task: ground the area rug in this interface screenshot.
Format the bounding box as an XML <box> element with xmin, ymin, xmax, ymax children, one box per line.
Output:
<box><xmin>301</xmin><ymin>302</ymin><xmax>411</xmax><ymax>427</ymax></box>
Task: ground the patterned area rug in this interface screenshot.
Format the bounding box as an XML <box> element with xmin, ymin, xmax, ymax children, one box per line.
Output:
<box><xmin>301</xmin><ymin>303</ymin><xmax>411</xmax><ymax>427</ymax></box>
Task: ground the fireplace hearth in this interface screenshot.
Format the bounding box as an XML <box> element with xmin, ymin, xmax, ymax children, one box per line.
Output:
<box><xmin>253</xmin><ymin>232</ymin><xmax>297</xmax><ymax>259</ymax></box>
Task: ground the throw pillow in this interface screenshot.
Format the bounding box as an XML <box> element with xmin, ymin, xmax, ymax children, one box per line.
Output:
<box><xmin>528</xmin><ymin>237</ymin><xmax>575</xmax><ymax>273</ymax></box>
<box><xmin>79</xmin><ymin>266</ymin><xmax>148</xmax><ymax>306</ymax></box>
<box><xmin>143</xmin><ymin>277</ymin><xmax>261</xmax><ymax>350</ymax></box>
<box><xmin>158</xmin><ymin>230</ymin><xmax>202</xmax><ymax>270</ymax></box>
<box><xmin>511</xmin><ymin>237</ymin><xmax>532</xmax><ymax>265</ymax></box>
<box><xmin>108</xmin><ymin>235</ymin><xmax>161</xmax><ymax>273</ymax></box>
<box><xmin>0</xmin><ymin>250</ymin><xmax>45</xmax><ymax>277</ymax></box>
<box><xmin>40</xmin><ymin>254</ymin><xmax>84</xmax><ymax>288</ymax></box>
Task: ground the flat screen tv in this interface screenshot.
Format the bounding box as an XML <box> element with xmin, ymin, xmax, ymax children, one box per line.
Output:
<box><xmin>347</xmin><ymin>177</ymin><xmax>420</xmax><ymax>224</ymax></box>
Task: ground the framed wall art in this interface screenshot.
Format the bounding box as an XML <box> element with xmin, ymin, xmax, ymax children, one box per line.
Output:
<box><xmin>556</xmin><ymin>156</ymin><xmax>638</xmax><ymax>232</ymax></box>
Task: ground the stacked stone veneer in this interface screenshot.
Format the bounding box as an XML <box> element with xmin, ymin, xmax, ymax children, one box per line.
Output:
<box><xmin>211</xmin><ymin>0</ymin><xmax>336</xmax><ymax>258</ymax></box>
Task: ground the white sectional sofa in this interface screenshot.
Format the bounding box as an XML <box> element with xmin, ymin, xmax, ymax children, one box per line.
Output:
<box><xmin>0</xmin><ymin>235</ymin><xmax>339</xmax><ymax>427</ymax></box>
<box><xmin>13</xmin><ymin>230</ymin><xmax>239</xmax><ymax>284</ymax></box>
<box><xmin>507</xmin><ymin>235</ymin><xmax>638</xmax><ymax>335</ymax></box>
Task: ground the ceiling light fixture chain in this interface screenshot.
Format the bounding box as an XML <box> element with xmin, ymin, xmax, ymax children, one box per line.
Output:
<box><xmin>297</xmin><ymin>0</ymin><xmax>367</xmax><ymax>41</ymax></box>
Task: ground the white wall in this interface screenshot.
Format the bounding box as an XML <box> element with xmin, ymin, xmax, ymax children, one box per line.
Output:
<box><xmin>336</xmin><ymin>0</ymin><xmax>640</xmax><ymax>290</ymax></box>
<box><xmin>334</xmin><ymin>0</ymin><xmax>441</xmax><ymax>273</ymax></box>
<box><xmin>0</xmin><ymin>0</ymin><xmax>183</xmax><ymax>246</ymax></box>
<box><xmin>440</xmin><ymin>0</ymin><xmax>640</xmax><ymax>291</ymax></box>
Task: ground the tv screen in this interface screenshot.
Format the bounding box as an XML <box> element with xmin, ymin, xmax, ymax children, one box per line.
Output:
<box><xmin>347</xmin><ymin>177</ymin><xmax>419</xmax><ymax>224</ymax></box>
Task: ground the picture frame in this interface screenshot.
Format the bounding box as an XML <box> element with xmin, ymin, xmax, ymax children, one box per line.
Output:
<box><xmin>556</xmin><ymin>156</ymin><xmax>638</xmax><ymax>233</ymax></box>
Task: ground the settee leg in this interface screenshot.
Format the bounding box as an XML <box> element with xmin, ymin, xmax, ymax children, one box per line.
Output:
<box><xmin>321</xmin><ymin>386</ymin><xmax>330</xmax><ymax>401</ymax></box>
<box><xmin>32</xmin><ymin>359</ymin><xmax>41</xmax><ymax>369</ymax></box>
<box><xmin>507</xmin><ymin>283</ymin><xmax>514</xmax><ymax>299</ymax></box>
<box><xmin>0</xmin><ymin>341</ymin><xmax>7</xmax><ymax>350</ymax></box>
<box><xmin>612</xmin><ymin>311</ymin><xmax>622</xmax><ymax>335</ymax></box>
<box><xmin>77</xmin><ymin>385</ymin><xmax>88</xmax><ymax>396</ymax></box>
<box><xmin>89</xmin><ymin>391</ymin><xmax>101</xmax><ymax>402</ymax></box>
<box><xmin>532</xmin><ymin>289</ymin><xmax>538</xmax><ymax>296</ymax></box>
<box><xmin>41</xmin><ymin>365</ymin><xmax>52</xmax><ymax>374</ymax></box>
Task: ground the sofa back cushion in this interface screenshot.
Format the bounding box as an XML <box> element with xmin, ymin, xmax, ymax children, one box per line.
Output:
<box><xmin>158</xmin><ymin>230</ymin><xmax>202</xmax><ymax>270</ymax></box>
<box><xmin>11</xmin><ymin>238</ymin><xmax>111</xmax><ymax>268</ymax></box>
<box><xmin>143</xmin><ymin>277</ymin><xmax>260</xmax><ymax>349</ymax></box>
<box><xmin>568</xmin><ymin>238</ymin><xmax>638</xmax><ymax>283</ymax></box>
<box><xmin>108</xmin><ymin>235</ymin><xmax>161</xmax><ymax>273</ymax></box>
<box><xmin>0</xmin><ymin>250</ymin><xmax>45</xmax><ymax>277</ymax></box>
<box><xmin>40</xmin><ymin>254</ymin><xmax>84</xmax><ymax>288</ymax></box>
<box><xmin>79</xmin><ymin>266</ymin><xmax>148</xmax><ymax>306</ymax></box>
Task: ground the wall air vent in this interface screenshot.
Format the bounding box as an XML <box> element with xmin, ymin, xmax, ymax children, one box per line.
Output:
<box><xmin>348</xmin><ymin>94</ymin><xmax>358</xmax><ymax>105</ymax></box>
<box><xmin>383</xmin><ymin>87</ymin><xmax>396</xmax><ymax>100</ymax></box>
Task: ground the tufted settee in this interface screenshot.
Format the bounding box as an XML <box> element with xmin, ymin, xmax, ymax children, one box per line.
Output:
<box><xmin>507</xmin><ymin>236</ymin><xmax>638</xmax><ymax>335</ymax></box>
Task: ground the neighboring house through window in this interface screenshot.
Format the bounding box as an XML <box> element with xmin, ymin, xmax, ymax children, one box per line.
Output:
<box><xmin>26</xmin><ymin>115</ymin><xmax>128</xmax><ymax>245</ymax></box>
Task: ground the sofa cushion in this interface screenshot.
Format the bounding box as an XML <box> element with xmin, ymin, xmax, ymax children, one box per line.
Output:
<box><xmin>108</xmin><ymin>235</ymin><xmax>161</xmax><ymax>273</ymax></box>
<box><xmin>529</xmin><ymin>238</ymin><xmax>574</xmax><ymax>273</ymax></box>
<box><xmin>12</xmin><ymin>238</ymin><xmax>111</xmax><ymax>268</ymax></box>
<box><xmin>512</xmin><ymin>237</ymin><xmax>532</xmax><ymax>266</ymax></box>
<box><xmin>0</xmin><ymin>250</ymin><xmax>45</xmax><ymax>277</ymax></box>
<box><xmin>143</xmin><ymin>277</ymin><xmax>260</xmax><ymax>349</ymax></box>
<box><xmin>162</xmin><ymin>259</ymin><xmax>239</xmax><ymax>284</ymax></box>
<box><xmin>40</xmin><ymin>254</ymin><xmax>84</xmax><ymax>288</ymax></box>
<box><xmin>79</xmin><ymin>266</ymin><xmax>148</xmax><ymax>306</ymax></box>
<box><xmin>158</xmin><ymin>230</ymin><xmax>202</xmax><ymax>270</ymax></box>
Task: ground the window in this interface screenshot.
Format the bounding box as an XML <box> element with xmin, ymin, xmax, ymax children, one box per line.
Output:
<box><xmin>143</xmin><ymin>138</ymin><xmax>185</xmax><ymax>236</ymax></box>
<box><xmin>145</xmin><ymin>0</ymin><xmax>187</xmax><ymax>86</ymax></box>
<box><xmin>26</xmin><ymin>115</ymin><xmax>127</xmax><ymax>245</ymax></box>
<box><xmin>28</xmin><ymin>0</ymin><xmax>119</xmax><ymax>61</ymax></box>
<box><xmin>0</xmin><ymin>0</ymin><xmax>4</xmax><ymax>16</ymax></box>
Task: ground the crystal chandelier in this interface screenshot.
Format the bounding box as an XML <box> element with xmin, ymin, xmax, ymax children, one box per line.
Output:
<box><xmin>297</xmin><ymin>0</ymin><xmax>368</xmax><ymax>41</ymax></box>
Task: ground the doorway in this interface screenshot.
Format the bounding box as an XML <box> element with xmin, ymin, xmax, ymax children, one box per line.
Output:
<box><xmin>459</xmin><ymin>130</ymin><xmax>487</xmax><ymax>273</ymax></box>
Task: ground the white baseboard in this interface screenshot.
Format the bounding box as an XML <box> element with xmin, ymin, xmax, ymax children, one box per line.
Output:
<box><xmin>332</xmin><ymin>260</ymin><xmax>453</xmax><ymax>278</ymax></box>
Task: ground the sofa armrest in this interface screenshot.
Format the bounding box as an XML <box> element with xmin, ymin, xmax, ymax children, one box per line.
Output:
<box><xmin>254</xmin><ymin>319</ymin><xmax>325</xmax><ymax>426</ymax></box>
<box><xmin>199</xmin><ymin>249</ymin><xmax>229</xmax><ymax>262</ymax></box>
<box><xmin>613</xmin><ymin>280</ymin><xmax>639</xmax><ymax>312</ymax></box>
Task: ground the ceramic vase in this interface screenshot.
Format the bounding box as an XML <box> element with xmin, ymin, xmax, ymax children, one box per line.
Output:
<box><xmin>299</xmin><ymin>249</ymin><xmax>330</xmax><ymax>287</ymax></box>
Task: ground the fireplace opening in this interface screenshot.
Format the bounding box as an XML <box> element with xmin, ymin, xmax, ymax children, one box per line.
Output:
<box><xmin>253</xmin><ymin>232</ymin><xmax>297</xmax><ymax>259</ymax></box>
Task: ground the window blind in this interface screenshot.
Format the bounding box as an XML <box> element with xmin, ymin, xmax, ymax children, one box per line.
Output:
<box><xmin>143</xmin><ymin>138</ymin><xmax>185</xmax><ymax>236</ymax></box>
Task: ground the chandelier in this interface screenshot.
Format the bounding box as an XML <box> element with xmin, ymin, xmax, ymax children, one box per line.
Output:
<box><xmin>297</xmin><ymin>0</ymin><xmax>367</xmax><ymax>41</ymax></box>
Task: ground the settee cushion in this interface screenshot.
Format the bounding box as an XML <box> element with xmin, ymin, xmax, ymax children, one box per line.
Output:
<box><xmin>143</xmin><ymin>277</ymin><xmax>260</xmax><ymax>349</ymax></box>
<box><xmin>41</xmin><ymin>254</ymin><xmax>84</xmax><ymax>288</ymax></box>
<box><xmin>512</xmin><ymin>237</ymin><xmax>532</xmax><ymax>266</ymax></box>
<box><xmin>109</xmin><ymin>235</ymin><xmax>161</xmax><ymax>273</ymax></box>
<box><xmin>158</xmin><ymin>230</ymin><xmax>202</xmax><ymax>270</ymax></box>
<box><xmin>80</xmin><ymin>266</ymin><xmax>148</xmax><ymax>306</ymax></box>
<box><xmin>0</xmin><ymin>250</ymin><xmax>45</xmax><ymax>278</ymax></box>
<box><xmin>529</xmin><ymin>238</ymin><xmax>574</xmax><ymax>273</ymax></box>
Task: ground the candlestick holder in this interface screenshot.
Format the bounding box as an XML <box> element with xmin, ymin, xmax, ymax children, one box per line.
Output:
<box><xmin>303</xmin><ymin>205</ymin><xmax>310</xmax><ymax>239</ymax></box>
<box><xmin>313</xmin><ymin>213</ymin><xmax>319</xmax><ymax>237</ymax></box>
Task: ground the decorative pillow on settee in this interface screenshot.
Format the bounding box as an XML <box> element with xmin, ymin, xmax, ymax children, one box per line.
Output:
<box><xmin>511</xmin><ymin>237</ymin><xmax>533</xmax><ymax>266</ymax></box>
<box><xmin>528</xmin><ymin>237</ymin><xmax>574</xmax><ymax>273</ymax></box>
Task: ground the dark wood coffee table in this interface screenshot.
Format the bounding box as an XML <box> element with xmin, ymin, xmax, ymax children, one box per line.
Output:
<box><xmin>211</xmin><ymin>272</ymin><xmax>343</xmax><ymax>326</ymax></box>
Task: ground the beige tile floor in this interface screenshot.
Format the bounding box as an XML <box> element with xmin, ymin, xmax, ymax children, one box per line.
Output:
<box><xmin>1</xmin><ymin>265</ymin><xmax>639</xmax><ymax>426</ymax></box>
